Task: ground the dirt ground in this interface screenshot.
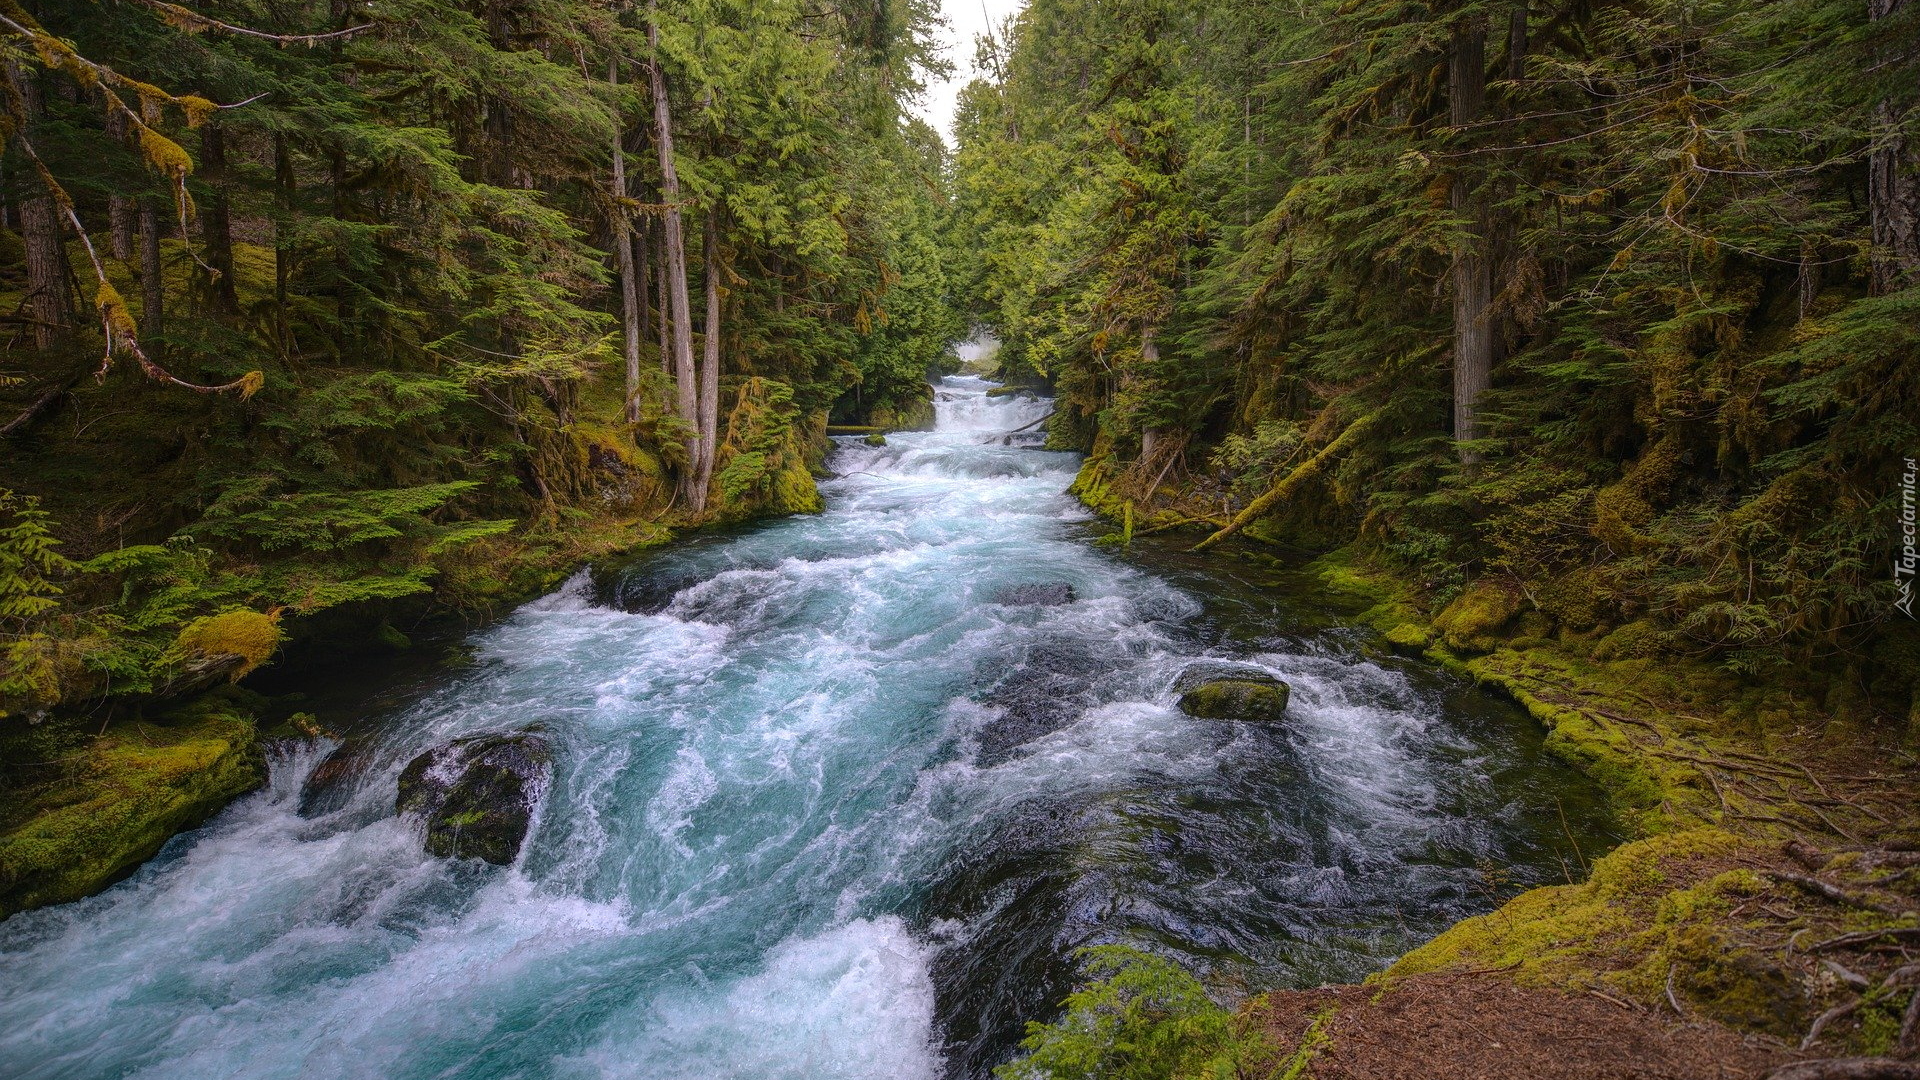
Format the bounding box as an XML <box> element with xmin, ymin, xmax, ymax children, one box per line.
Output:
<box><xmin>1256</xmin><ymin>972</ymin><xmax>1810</xmax><ymax>1080</ymax></box>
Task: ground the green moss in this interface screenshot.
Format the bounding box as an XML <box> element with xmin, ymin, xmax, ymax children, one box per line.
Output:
<box><xmin>1592</xmin><ymin>619</ymin><xmax>1672</xmax><ymax>662</ymax></box>
<box><xmin>1067</xmin><ymin>457</ymin><xmax>1127</xmax><ymax>521</ymax></box>
<box><xmin>1432</xmin><ymin>581</ymin><xmax>1525</xmax><ymax>653</ymax></box>
<box><xmin>1303</xmin><ymin>546</ymin><xmax>1428</xmax><ymax>637</ymax></box>
<box><xmin>1177</xmin><ymin>678</ymin><xmax>1291</xmax><ymax>722</ymax></box>
<box><xmin>1533</xmin><ymin>567</ymin><xmax>1610</xmax><ymax>631</ymax></box>
<box><xmin>868</xmin><ymin>391</ymin><xmax>935</xmax><ymax>432</ymax></box>
<box><xmin>170</xmin><ymin>609</ymin><xmax>282</xmax><ymax>679</ymax></box>
<box><xmin>0</xmin><ymin>709</ymin><xmax>265</xmax><ymax>918</ymax></box>
<box><xmin>1383</xmin><ymin>828</ymin><xmax>1812</xmax><ymax>1033</ymax></box>
<box><xmin>1384</xmin><ymin>622</ymin><xmax>1435</xmax><ymax>654</ymax></box>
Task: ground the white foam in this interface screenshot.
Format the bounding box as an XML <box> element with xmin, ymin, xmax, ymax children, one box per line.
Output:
<box><xmin>558</xmin><ymin>917</ymin><xmax>942</xmax><ymax>1080</ymax></box>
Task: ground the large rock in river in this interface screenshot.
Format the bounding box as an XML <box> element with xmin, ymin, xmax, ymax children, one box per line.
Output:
<box><xmin>397</xmin><ymin>732</ymin><xmax>551</xmax><ymax>865</ymax></box>
<box><xmin>1177</xmin><ymin>674</ymin><xmax>1291</xmax><ymax>723</ymax></box>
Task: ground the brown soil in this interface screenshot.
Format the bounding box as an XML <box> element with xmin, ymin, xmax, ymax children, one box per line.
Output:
<box><xmin>1257</xmin><ymin>972</ymin><xmax>1810</xmax><ymax>1080</ymax></box>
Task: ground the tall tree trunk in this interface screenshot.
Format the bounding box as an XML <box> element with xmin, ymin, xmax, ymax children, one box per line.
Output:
<box><xmin>648</xmin><ymin>2</ymin><xmax>699</xmax><ymax>494</ymax></box>
<box><xmin>1507</xmin><ymin>4</ymin><xmax>1528</xmax><ymax>82</ymax></box>
<box><xmin>1138</xmin><ymin>329</ymin><xmax>1160</xmax><ymax>464</ymax></box>
<box><xmin>654</xmin><ymin>219</ymin><xmax>672</xmax><ymax>377</ymax></box>
<box><xmin>609</xmin><ymin>59</ymin><xmax>643</xmax><ymax>423</ymax></box>
<box><xmin>105</xmin><ymin>109</ymin><xmax>136</xmax><ymax>260</ymax></box>
<box><xmin>200</xmin><ymin>123</ymin><xmax>239</xmax><ymax>316</ymax></box>
<box><xmin>274</xmin><ymin>132</ymin><xmax>294</xmax><ymax>353</ymax></box>
<box><xmin>633</xmin><ymin>215</ymin><xmax>650</xmax><ymax>346</ymax></box>
<box><xmin>8</xmin><ymin>65</ymin><xmax>70</xmax><ymax>349</ymax></box>
<box><xmin>1870</xmin><ymin>0</ymin><xmax>1920</xmax><ymax>293</ymax></box>
<box><xmin>1449</xmin><ymin>13</ymin><xmax>1493</xmax><ymax>462</ymax></box>
<box><xmin>693</xmin><ymin>213</ymin><xmax>722</xmax><ymax>512</ymax></box>
<box><xmin>108</xmin><ymin>197</ymin><xmax>134</xmax><ymax>262</ymax></box>
<box><xmin>139</xmin><ymin>200</ymin><xmax>164</xmax><ymax>351</ymax></box>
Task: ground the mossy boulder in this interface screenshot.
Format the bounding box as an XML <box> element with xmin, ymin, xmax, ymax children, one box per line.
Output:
<box><xmin>863</xmin><ymin>432</ymin><xmax>887</xmax><ymax>447</ymax></box>
<box><xmin>397</xmin><ymin>732</ymin><xmax>551</xmax><ymax>865</ymax></box>
<box><xmin>0</xmin><ymin>710</ymin><xmax>265</xmax><ymax>918</ymax></box>
<box><xmin>1177</xmin><ymin>676</ymin><xmax>1290</xmax><ymax>723</ymax></box>
<box><xmin>1384</xmin><ymin>622</ymin><xmax>1435</xmax><ymax>654</ymax></box>
<box><xmin>1592</xmin><ymin>618</ymin><xmax>1674</xmax><ymax>662</ymax></box>
<box><xmin>1432</xmin><ymin>581</ymin><xmax>1525</xmax><ymax>653</ymax></box>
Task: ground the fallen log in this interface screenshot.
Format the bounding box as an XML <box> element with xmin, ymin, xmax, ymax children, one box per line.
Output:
<box><xmin>1191</xmin><ymin>410</ymin><xmax>1378</xmax><ymax>553</ymax></box>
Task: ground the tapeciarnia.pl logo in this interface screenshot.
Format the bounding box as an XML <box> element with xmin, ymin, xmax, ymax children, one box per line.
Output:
<box><xmin>1900</xmin><ymin>457</ymin><xmax>1917</xmax><ymax>617</ymax></box>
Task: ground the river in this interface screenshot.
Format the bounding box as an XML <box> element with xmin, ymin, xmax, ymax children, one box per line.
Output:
<box><xmin>0</xmin><ymin>376</ymin><xmax>1615</xmax><ymax>1079</ymax></box>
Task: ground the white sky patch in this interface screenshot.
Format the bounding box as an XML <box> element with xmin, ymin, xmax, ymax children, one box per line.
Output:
<box><xmin>914</xmin><ymin>0</ymin><xmax>1026</xmax><ymax>144</ymax></box>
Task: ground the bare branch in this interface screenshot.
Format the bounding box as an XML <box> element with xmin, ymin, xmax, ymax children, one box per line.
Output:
<box><xmin>127</xmin><ymin>1</ymin><xmax>374</xmax><ymax>45</ymax></box>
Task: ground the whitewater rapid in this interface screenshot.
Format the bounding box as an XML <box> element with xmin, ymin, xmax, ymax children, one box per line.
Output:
<box><xmin>0</xmin><ymin>377</ymin><xmax>1613</xmax><ymax>1079</ymax></box>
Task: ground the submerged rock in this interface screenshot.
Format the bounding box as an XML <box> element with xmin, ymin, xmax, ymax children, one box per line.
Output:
<box><xmin>1176</xmin><ymin>675</ymin><xmax>1290</xmax><ymax>723</ymax></box>
<box><xmin>396</xmin><ymin>732</ymin><xmax>551</xmax><ymax>865</ymax></box>
<box><xmin>994</xmin><ymin>582</ymin><xmax>1075</xmax><ymax>606</ymax></box>
<box><xmin>299</xmin><ymin>742</ymin><xmax>375</xmax><ymax>817</ymax></box>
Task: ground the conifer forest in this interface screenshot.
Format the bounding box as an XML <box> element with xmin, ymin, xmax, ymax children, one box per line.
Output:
<box><xmin>0</xmin><ymin>1</ymin><xmax>1917</xmax><ymax>1078</ymax></box>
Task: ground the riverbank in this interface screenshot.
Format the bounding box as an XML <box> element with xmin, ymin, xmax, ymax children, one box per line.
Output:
<box><xmin>0</xmin><ymin>398</ymin><xmax>835</xmax><ymax>921</ymax></box>
<box><xmin>1072</xmin><ymin>459</ymin><xmax>1920</xmax><ymax>1072</ymax></box>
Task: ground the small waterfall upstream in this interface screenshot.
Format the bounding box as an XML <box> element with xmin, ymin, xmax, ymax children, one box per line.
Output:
<box><xmin>0</xmin><ymin>376</ymin><xmax>1614</xmax><ymax>1079</ymax></box>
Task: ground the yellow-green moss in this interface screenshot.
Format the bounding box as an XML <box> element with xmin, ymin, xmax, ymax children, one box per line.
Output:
<box><xmin>170</xmin><ymin>609</ymin><xmax>281</xmax><ymax>679</ymax></box>
<box><xmin>1433</xmin><ymin>581</ymin><xmax>1525</xmax><ymax>652</ymax></box>
<box><xmin>1592</xmin><ymin>619</ymin><xmax>1672</xmax><ymax>661</ymax></box>
<box><xmin>1303</xmin><ymin>546</ymin><xmax>1428</xmax><ymax>637</ymax></box>
<box><xmin>1387</xmin><ymin>828</ymin><xmax>1823</xmax><ymax>1036</ymax></box>
<box><xmin>0</xmin><ymin>710</ymin><xmax>265</xmax><ymax>917</ymax></box>
<box><xmin>1592</xmin><ymin>435</ymin><xmax>1683</xmax><ymax>553</ymax></box>
<box><xmin>1384</xmin><ymin>622</ymin><xmax>1435</xmax><ymax>653</ymax></box>
<box><xmin>1068</xmin><ymin>457</ymin><xmax>1127</xmax><ymax>521</ymax></box>
<box><xmin>1387</xmin><ymin>831</ymin><xmax>1774</xmax><ymax>1005</ymax></box>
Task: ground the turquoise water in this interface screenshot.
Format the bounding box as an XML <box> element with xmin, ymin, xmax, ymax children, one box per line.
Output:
<box><xmin>0</xmin><ymin>378</ymin><xmax>1615</xmax><ymax>1078</ymax></box>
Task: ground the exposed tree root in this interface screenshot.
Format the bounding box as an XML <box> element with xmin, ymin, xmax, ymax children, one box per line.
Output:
<box><xmin>1763</xmin><ymin>1059</ymin><xmax>1920</xmax><ymax>1080</ymax></box>
<box><xmin>1766</xmin><ymin>871</ymin><xmax>1910</xmax><ymax>916</ymax></box>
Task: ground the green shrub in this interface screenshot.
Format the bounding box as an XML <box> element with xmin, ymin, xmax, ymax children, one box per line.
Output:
<box><xmin>996</xmin><ymin>946</ymin><xmax>1279</xmax><ymax>1080</ymax></box>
